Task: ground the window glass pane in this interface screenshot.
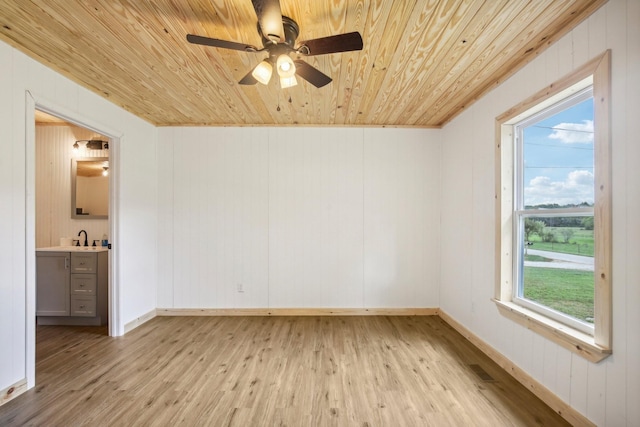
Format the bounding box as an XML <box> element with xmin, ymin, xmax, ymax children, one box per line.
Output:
<box><xmin>522</xmin><ymin>98</ymin><xmax>594</xmax><ymax>208</ymax></box>
<box><xmin>521</xmin><ymin>215</ymin><xmax>594</xmax><ymax>324</ymax></box>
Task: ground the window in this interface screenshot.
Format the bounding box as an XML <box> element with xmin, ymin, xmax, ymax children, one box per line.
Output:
<box><xmin>495</xmin><ymin>51</ymin><xmax>611</xmax><ymax>362</ymax></box>
<box><xmin>514</xmin><ymin>89</ymin><xmax>595</xmax><ymax>334</ymax></box>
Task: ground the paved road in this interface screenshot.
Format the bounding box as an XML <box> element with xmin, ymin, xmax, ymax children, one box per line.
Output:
<box><xmin>524</xmin><ymin>248</ymin><xmax>594</xmax><ymax>271</ymax></box>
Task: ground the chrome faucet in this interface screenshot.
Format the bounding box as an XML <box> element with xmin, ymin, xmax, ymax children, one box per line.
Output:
<box><xmin>78</xmin><ymin>229</ymin><xmax>88</xmax><ymax>247</ymax></box>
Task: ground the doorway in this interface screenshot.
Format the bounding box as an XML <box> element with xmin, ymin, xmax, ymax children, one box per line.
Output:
<box><xmin>25</xmin><ymin>94</ymin><xmax>122</xmax><ymax>388</ymax></box>
<box><xmin>35</xmin><ymin>110</ymin><xmax>110</xmax><ymax>329</ymax></box>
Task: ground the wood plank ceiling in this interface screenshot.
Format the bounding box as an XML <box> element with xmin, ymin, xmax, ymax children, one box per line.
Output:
<box><xmin>0</xmin><ymin>1</ymin><xmax>605</xmax><ymax>127</ymax></box>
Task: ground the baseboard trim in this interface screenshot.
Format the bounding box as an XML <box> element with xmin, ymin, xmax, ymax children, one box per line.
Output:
<box><xmin>124</xmin><ymin>309</ymin><xmax>157</xmax><ymax>333</ymax></box>
<box><xmin>157</xmin><ymin>307</ymin><xmax>439</xmax><ymax>317</ymax></box>
<box><xmin>438</xmin><ymin>310</ymin><xmax>595</xmax><ymax>427</ymax></box>
<box><xmin>1</xmin><ymin>378</ymin><xmax>27</xmax><ymax>407</ymax></box>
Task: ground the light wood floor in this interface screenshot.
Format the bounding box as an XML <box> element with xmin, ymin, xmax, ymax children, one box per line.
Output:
<box><xmin>0</xmin><ymin>316</ymin><xmax>570</xmax><ymax>426</ymax></box>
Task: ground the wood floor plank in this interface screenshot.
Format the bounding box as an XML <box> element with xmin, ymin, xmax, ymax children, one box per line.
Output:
<box><xmin>0</xmin><ymin>316</ymin><xmax>570</xmax><ymax>426</ymax></box>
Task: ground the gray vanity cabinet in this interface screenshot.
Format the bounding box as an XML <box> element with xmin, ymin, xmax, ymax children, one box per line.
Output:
<box><xmin>36</xmin><ymin>250</ymin><xmax>108</xmax><ymax>326</ymax></box>
<box><xmin>36</xmin><ymin>252</ymin><xmax>70</xmax><ymax>316</ymax></box>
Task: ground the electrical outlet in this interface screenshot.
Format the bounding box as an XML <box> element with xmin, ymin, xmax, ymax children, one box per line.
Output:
<box><xmin>236</xmin><ymin>283</ymin><xmax>244</xmax><ymax>293</ymax></box>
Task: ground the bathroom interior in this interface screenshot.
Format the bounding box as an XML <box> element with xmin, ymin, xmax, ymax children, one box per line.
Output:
<box><xmin>35</xmin><ymin>110</ymin><xmax>110</xmax><ymax>330</ymax></box>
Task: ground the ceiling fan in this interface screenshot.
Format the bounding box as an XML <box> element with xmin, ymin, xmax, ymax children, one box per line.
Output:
<box><xmin>186</xmin><ymin>0</ymin><xmax>363</xmax><ymax>89</ymax></box>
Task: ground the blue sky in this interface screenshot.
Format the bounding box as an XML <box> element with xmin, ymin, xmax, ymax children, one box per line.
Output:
<box><xmin>522</xmin><ymin>97</ymin><xmax>594</xmax><ymax>206</ymax></box>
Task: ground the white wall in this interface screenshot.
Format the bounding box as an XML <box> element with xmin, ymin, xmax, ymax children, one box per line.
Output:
<box><xmin>157</xmin><ymin>127</ymin><xmax>440</xmax><ymax>309</ymax></box>
<box><xmin>0</xmin><ymin>41</ymin><xmax>158</xmax><ymax>393</ymax></box>
<box><xmin>439</xmin><ymin>0</ymin><xmax>639</xmax><ymax>425</ymax></box>
<box><xmin>35</xmin><ymin>125</ymin><xmax>109</xmax><ymax>248</ymax></box>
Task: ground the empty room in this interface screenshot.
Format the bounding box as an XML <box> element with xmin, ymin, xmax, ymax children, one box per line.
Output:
<box><xmin>0</xmin><ymin>1</ymin><xmax>637</xmax><ymax>426</ymax></box>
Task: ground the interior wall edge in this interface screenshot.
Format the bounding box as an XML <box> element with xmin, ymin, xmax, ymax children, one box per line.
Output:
<box><xmin>123</xmin><ymin>309</ymin><xmax>157</xmax><ymax>334</ymax></box>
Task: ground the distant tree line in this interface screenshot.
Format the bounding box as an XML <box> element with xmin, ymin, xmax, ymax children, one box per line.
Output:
<box><xmin>525</xmin><ymin>217</ymin><xmax>593</xmax><ymax>244</ymax></box>
<box><xmin>525</xmin><ymin>202</ymin><xmax>593</xmax><ymax>209</ymax></box>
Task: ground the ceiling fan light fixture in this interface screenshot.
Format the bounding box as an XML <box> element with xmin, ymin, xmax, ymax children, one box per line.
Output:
<box><xmin>187</xmin><ymin>6</ymin><xmax>364</xmax><ymax>90</ymax></box>
<box><xmin>276</xmin><ymin>54</ymin><xmax>296</xmax><ymax>78</ymax></box>
<box><xmin>280</xmin><ymin>75</ymin><xmax>297</xmax><ymax>89</ymax></box>
<box><xmin>252</xmin><ymin>60</ymin><xmax>273</xmax><ymax>85</ymax></box>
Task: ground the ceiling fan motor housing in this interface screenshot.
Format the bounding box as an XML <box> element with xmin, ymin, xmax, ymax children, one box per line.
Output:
<box><xmin>259</xmin><ymin>16</ymin><xmax>299</xmax><ymax>49</ymax></box>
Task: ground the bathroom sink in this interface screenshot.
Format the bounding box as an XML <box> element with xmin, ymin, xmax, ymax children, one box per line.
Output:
<box><xmin>67</xmin><ymin>246</ymin><xmax>104</xmax><ymax>251</ymax></box>
<box><xmin>37</xmin><ymin>245</ymin><xmax>108</xmax><ymax>252</ymax></box>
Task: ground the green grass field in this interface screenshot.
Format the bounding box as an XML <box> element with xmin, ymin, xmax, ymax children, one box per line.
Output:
<box><xmin>523</xmin><ymin>266</ymin><xmax>594</xmax><ymax>323</ymax></box>
<box><xmin>524</xmin><ymin>254</ymin><xmax>552</xmax><ymax>262</ymax></box>
<box><xmin>528</xmin><ymin>227</ymin><xmax>594</xmax><ymax>256</ymax></box>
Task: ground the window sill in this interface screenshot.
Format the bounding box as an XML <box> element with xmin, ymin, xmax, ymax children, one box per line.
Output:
<box><xmin>493</xmin><ymin>299</ymin><xmax>611</xmax><ymax>363</ymax></box>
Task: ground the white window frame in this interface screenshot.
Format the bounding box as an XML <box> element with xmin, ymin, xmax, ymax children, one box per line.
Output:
<box><xmin>513</xmin><ymin>87</ymin><xmax>594</xmax><ymax>335</ymax></box>
<box><xmin>494</xmin><ymin>51</ymin><xmax>611</xmax><ymax>363</ymax></box>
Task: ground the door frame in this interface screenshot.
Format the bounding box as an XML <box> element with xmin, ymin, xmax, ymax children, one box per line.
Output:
<box><xmin>25</xmin><ymin>92</ymin><xmax>123</xmax><ymax>388</ymax></box>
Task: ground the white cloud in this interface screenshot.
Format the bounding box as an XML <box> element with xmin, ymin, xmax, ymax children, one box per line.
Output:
<box><xmin>567</xmin><ymin>169</ymin><xmax>593</xmax><ymax>186</ymax></box>
<box><xmin>525</xmin><ymin>170</ymin><xmax>594</xmax><ymax>205</ymax></box>
<box><xmin>548</xmin><ymin>120</ymin><xmax>594</xmax><ymax>144</ymax></box>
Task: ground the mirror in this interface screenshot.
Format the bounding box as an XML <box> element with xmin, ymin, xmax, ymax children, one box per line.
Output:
<box><xmin>71</xmin><ymin>157</ymin><xmax>109</xmax><ymax>219</ymax></box>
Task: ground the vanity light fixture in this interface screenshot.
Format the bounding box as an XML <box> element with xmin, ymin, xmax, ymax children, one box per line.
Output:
<box><xmin>72</xmin><ymin>141</ymin><xmax>80</xmax><ymax>152</ymax></box>
<box><xmin>74</xmin><ymin>139</ymin><xmax>108</xmax><ymax>151</ymax></box>
<box><xmin>102</xmin><ymin>167</ymin><xmax>109</xmax><ymax>177</ymax></box>
<box><xmin>86</xmin><ymin>140</ymin><xmax>106</xmax><ymax>150</ymax></box>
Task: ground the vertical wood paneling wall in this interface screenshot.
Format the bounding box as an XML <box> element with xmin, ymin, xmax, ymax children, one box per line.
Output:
<box><xmin>439</xmin><ymin>0</ymin><xmax>639</xmax><ymax>425</ymax></box>
<box><xmin>157</xmin><ymin>127</ymin><xmax>440</xmax><ymax>310</ymax></box>
<box><xmin>35</xmin><ymin>125</ymin><xmax>109</xmax><ymax>248</ymax></box>
<box><xmin>0</xmin><ymin>40</ymin><xmax>23</xmax><ymax>396</ymax></box>
<box><xmin>0</xmin><ymin>39</ymin><xmax>158</xmax><ymax>395</ymax></box>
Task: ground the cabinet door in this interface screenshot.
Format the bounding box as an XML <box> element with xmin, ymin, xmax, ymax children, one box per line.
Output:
<box><xmin>36</xmin><ymin>252</ymin><xmax>70</xmax><ymax>316</ymax></box>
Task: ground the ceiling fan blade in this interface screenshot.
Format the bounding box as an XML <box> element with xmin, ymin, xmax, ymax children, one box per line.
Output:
<box><xmin>239</xmin><ymin>70</ymin><xmax>258</xmax><ymax>85</ymax></box>
<box><xmin>187</xmin><ymin>34</ymin><xmax>258</xmax><ymax>52</ymax></box>
<box><xmin>298</xmin><ymin>32</ymin><xmax>363</xmax><ymax>56</ymax></box>
<box><xmin>294</xmin><ymin>60</ymin><xmax>332</xmax><ymax>88</ymax></box>
<box><xmin>252</xmin><ymin>0</ymin><xmax>284</xmax><ymax>43</ymax></box>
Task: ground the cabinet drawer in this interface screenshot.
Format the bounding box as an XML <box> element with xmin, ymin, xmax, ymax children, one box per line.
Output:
<box><xmin>71</xmin><ymin>274</ymin><xmax>96</xmax><ymax>295</ymax></box>
<box><xmin>70</xmin><ymin>295</ymin><xmax>96</xmax><ymax>317</ymax></box>
<box><xmin>71</xmin><ymin>253</ymin><xmax>97</xmax><ymax>273</ymax></box>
